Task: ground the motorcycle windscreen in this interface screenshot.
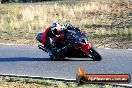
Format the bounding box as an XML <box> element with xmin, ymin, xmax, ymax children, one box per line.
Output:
<box><xmin>73</xmin><ymin>31</ymin><xmax>88</xmax><ymax>44</ymax></box>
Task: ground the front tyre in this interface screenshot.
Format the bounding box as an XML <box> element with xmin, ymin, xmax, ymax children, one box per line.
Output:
<box><xmin>89</xmin><ymin>48</ymin><xmax>102</xmax><ymax>61</ymax></box>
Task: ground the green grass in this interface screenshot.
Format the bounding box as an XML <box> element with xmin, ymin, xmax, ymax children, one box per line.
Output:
<box><xmin>0</xmin><ymin>76</ymin><xmax>126</xmax><ymax>88</ymax></box>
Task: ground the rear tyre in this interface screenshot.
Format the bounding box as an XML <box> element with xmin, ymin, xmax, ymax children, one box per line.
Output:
<box><xmin>50</xmin><ymin>56</ymin><xmax>57</xmax><ymax>61</ymax></box>
<box><xmin>50</xmin><ymin>56</ymin><xmax>65</xmax><ymax>61</ymax></box>
<box><xmin>89</xmin><ymin>48</ymin><xmax>102</xmax><ymax>61</ymax></box>
<box><xmin>49</xmin><ymin>52</ymin><xmax>66</xmax><ymax>61</ymax></box>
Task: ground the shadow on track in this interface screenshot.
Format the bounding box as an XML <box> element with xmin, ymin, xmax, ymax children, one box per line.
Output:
<box><xmin>56</xmin><ymin>59</ymin><xmax>93</xmax><ymax>61</ymax></box>
<box><xmin>0</xmin><ymin>57</ymin><xmax>50</xmax><ymax>62</ymax></box>
<box><xmin>0</xmin><ymin>57</ymin><xmax>93</xmax><ymax>62</ymax></box>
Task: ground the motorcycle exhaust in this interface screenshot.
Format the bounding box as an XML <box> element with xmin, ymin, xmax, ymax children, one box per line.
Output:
<box><xmin>38</xmin><ymin>44</ymin><xmax>47</xmax><ymax>52</ymax></box>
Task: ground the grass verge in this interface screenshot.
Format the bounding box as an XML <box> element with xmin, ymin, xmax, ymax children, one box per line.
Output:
<box><xmin>0</xmin><ymin>75</ymin><xmax>127</xmax><ymax>88</ymax></box>
<box><xmin>0</xmin><ymin>0</ymin><xmax>132</xmax><ymax>48</ymax></box>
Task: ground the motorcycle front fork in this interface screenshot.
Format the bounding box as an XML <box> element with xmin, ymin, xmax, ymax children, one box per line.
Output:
<box><xmin>88</xmin><ymin>49</ymin><xmax>94</xmax><ymax>58</ymax></box>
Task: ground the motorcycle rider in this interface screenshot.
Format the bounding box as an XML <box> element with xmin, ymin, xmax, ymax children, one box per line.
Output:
<box><xmin>36</xmin><ymin>22</ymin><xmax>80</xmax><ymax>59</ymax></box>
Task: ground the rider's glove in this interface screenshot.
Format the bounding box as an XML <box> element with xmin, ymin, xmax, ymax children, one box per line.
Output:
<box><xmin>55</xmin><ymin>34</ymin><xmax>64</xmax><ymax>38</ymax></box>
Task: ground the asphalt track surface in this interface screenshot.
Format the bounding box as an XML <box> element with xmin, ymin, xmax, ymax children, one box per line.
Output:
<box><xmin>0</xmin><ymin>44</ymin><xmax>132</xmax><ymax>86</ymax></box>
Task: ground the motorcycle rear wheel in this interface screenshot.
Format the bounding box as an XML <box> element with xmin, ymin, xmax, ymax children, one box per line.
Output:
<box><xmin>50</xmin><ymin>52</ymin><xmax>66</xmax><ymax>61</ymax></box>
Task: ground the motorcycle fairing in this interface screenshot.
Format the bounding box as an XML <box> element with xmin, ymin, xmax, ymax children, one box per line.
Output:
<box><xmin>41</xmin><ymin>26</ymin><xmax>52</xmax><ymax>44</ymax></box>
<box><xmin>82</xmin><ymin>43</ymin><xmax>92</xmax><ymax>54</ymax></box>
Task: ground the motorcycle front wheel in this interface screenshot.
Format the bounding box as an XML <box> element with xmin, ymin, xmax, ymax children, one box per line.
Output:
<box><xmin>89</xmin><ymin>48</ymin><xmax>102</xmax><ymax>61</ymax></box>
